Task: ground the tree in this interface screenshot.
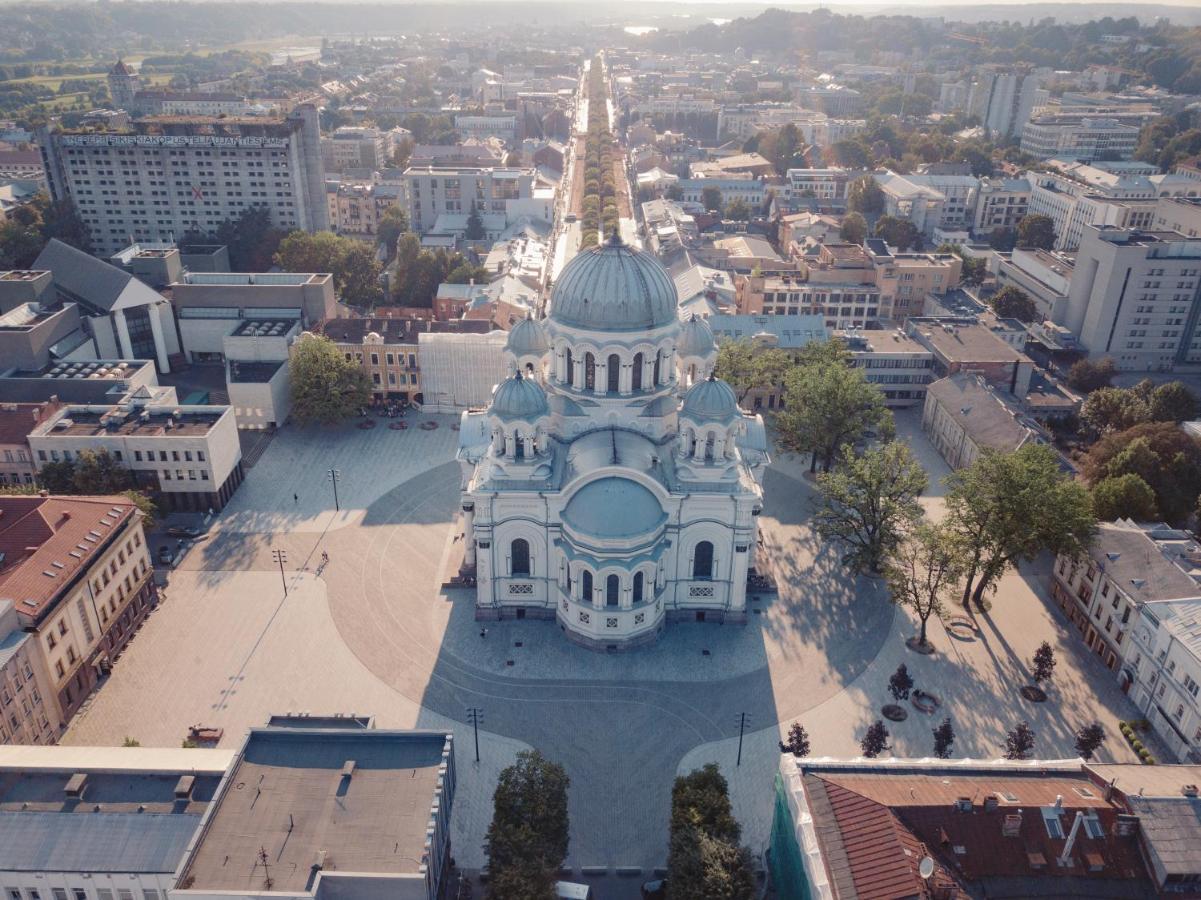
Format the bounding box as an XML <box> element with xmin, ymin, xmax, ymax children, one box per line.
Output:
<box><xmin>1148</xmin><ymin>381</ymin><xmax>1200</xmax><ymax>423</ymax></box>
<box><xmin>814</xmin><ymin>442</ymin><xmax>927</xmax><ymax>573</ymax></box>
<box><xmin>288</xmin><ymin>334</ymin><xmax>372</xmax><ymax>425</ymax></box>
<box><xmin>884</xmin><ymin>523</ymin><xmax>966</xmax><ymax>649</ymax></box>
<box><xmin>485</xmin><ymin>750</ymin><xmax>570</xmax><ymax>900</ymax></box>
<box><xmin>1067</xmin><ymin>358</ymin><xmax>1116</xmax><ymax>393</ymax></box>
<box><xmin>860</xmin><ymin>720</ymin><xmax>891</xmax><ymax>758</ymax></box>
<box><xmin>888</xmin><ymin>663</ymin><xmax>914</xmax><ymax>702</ymax></box>
<box><xmin>944</xmin><ymin>445</ymin><xmax>1096</xmax><ymax>611</ymax></box>
<box><xmin>72</xmin><ymin>449</ymin><xmax>134</xmax><ymax>494</ymax></box>
<box><xmin>1074</xmin><ymin>723</ymin><xmax>1105</xmax><ymax>761</ymax></box>
<box><xmin>932</xmin><ymin>718</ymin><xmax>955</xmax><ymax>759</ymax></box>
<box><xmin>874</xmin><ymin>215</ymin><xmax>922</xmax><ymax>252</ymax></box>
<box><xmin>701</xmin><ymin>186</ymin><xmax>723</xmax><ymax>212</ymax></box>
<box><xmin>776</xmin><ymin>341</ymin><xmax>892</xmax><ymax>473</ymax></box>
<box><xmin>840</xmin><ymin>211</ymin><xmax>867</xmax><ymax>244</ymax></box>
<box><xmin>847</xmin><ymin>175</ymin><xmax>884</xmax><ymax>216</ymax></box>
<box><xmin>713</xmin><ymin>340</ymin><xmax>792</xmax><ymax>405</ymax></box>
<box><xmin>1004</xmin><ymin>722</ymin><xmax>1036</xmax><ymax>760</ymax></box>
<box><xmin>275</xmin><ymin>231</ymin><xmax>382</xmax><ymax>307</ymax></box>
<box><xmin>988</xmin><ymin>227</ymin><xmax>1017</xmax><ymax>252</ymax></box>
<box><xmin>780</xmin><ymin>722</ymin><xmax>810</xmax><ymax>757</ymax></box>
<box><xmin>121</xmin><ymin>489</ymin><xmax>158</xmax><ymax>530</ymax></box>
<box><xmin>1083</xmin><ymin>422</ymin><xmax>1201</xmax><ymax>525</ymax></box>
<box><xmin>465</xmin><ymin>202</ymin><xmax>486</xmax><ymax>240</ymax></box>
<box><xmin>1091</xmin><ymin>473</ymin><xmax>1159</xmax><ymax>521</ymax></box>
<box><xmin>121</xmin><ymin>737</ymin><xmax>141</xmax><ymax>747</ymax></box>
<box><xmin>1080</xmin><ymin>386</ymin><xmax>1150</xmax><ymax>436</ymax></box>
<box><xmin>1031</xmin><ymin>641</ymin><xmax>1056</xmax><ymax>687</ymax></box>
<box><xmin>446</xmin><ymin>262</ymin><xmax>491</xmax><ymax>284</ymax></box>
<box><xmin>1017</xmin><ymin>214</ymin><xmax>1056</xmax><ymax>250</ymax></box>
<box><xmin>990</xmin><ymin>285</ymin><xmax>1038</xmax><ymax>323</ymax></box>
<box><xmin>723</xmin><ymin>197</ymin><xmax>751</xmax><ymax>221</ymax></box>
<box><xmin>376</xmin><ymin>205</ymin><xmax>408</xmax><ymax>258</ymax></box>
<box><xmin>667</xmin><ymin>765</ymin><xmax>753</xmax><ymax>900</ymax></box>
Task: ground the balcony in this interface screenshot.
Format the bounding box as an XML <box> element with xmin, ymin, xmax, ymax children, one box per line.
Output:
<box><xmin>556</xmin><ymin>588</ymin><xmax>662</xmax><ymax>647</ymax></box>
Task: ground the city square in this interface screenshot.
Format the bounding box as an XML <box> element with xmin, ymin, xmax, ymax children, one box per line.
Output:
<box><xmin>63</xmin><ymin>408</ymin><xmax>1151</xmax><ymax>873</ymax></box>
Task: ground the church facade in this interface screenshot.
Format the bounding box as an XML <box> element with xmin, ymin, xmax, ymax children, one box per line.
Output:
<box><xmin>456</xmin><ymin>236</ymin><xmax>768</xmax><ymax>650</ymax></box>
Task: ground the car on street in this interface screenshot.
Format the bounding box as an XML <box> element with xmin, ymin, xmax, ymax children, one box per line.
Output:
<box><xmin>157</xmin><ymin>545</ymin><xmax>175</xmax><ymax>565</ymax></box>
<box><xmin>167</xmin><ymin>525</ymin><xmax>205</xmax><ymax>539</ymax></box>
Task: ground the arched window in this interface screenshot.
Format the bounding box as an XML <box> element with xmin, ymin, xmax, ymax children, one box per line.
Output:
<box><xmin>514</xmin><ymin>431</ymin><xmax>525</xmax><ymax>459</ymax></box>
<box><xmin>606</xmin><ymin>574</ymin><xmax>620</xmax><ymax>607</ymax></box>
<box><xmin>585</xmin><ymin>352</ymin><xmax>596</xmax><ymax>391</ymax></box>
<box><xmin>510</xmin><ymin>538</ymin><xmax>530</xmax><ymax>576</ymax></box>
<box><xmin>582</xmin><ymin>569</ymin><xmax>593</xmax><ymax>602</ymax></box>
<box><xmin>565</xmin><ymin>347</ymin><xmax>574</xmax><ymax>386</ymax></box>
<box><xmin>653</xmin><ymin>352</ymin><xmax>661</xmax><ymax>385</ymax></box>
<box><xmin>633</xmin><ymin>571</ymin><xmax>644</xmax><ymax>604</ymax></box>
<box><xmin>689</xmin><ymin>364</ymin><xmax>697</xmax><ymax>386</ymax></box>
<box><xmin>693</xmin><ymin>541</ymin><xmax>714</xmax><ymax>579</ymax></box>
<box><xmin>704</xmin><ymin>433</ymin><xmax>715</xmax><ymax>462</ymax></box>
<box><xmin>607</xmin><ymin>354</ymin><xmax>620</xmax><ymax>394</ymax></box>
<box><xmin>525</xmin><ymin>361</ymin><xmax>535</xmax><ymax>378</ymax></box>
<box><xmin>632</xmin><ymin>352</ymin><xmax>644</xmax><ymax>391</ymax></box>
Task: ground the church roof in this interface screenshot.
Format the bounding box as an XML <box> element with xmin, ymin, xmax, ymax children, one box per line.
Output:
<box><xmin>549</xmin><ymin>234</ymin><xmax>679</xmax><ymax>333</ymax></box>
<box><xmin>505</xmin><ymin>316</ymin><xmax>549</xmax><ymax>356</ymax></box>
<box><xmin>489</xmin><ymin>372</ymin><xmax>547</xmax><ymax>421</ymax></box>
<box><xmin>681</xmin><ymin>375</ymin><xmax>739</xmax><ymax>423</ymax></box>
<box><xmin>677</xmin><ymin>314</ymin><xmax>716</xmax><ymax>358</ymax></box>
<box><xmin>562</xmin><ymin>477</ymin><xmax>665</xmax><ymax>538</ymax></box>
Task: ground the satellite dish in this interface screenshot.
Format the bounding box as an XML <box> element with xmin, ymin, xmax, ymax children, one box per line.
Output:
<box><xmin>919</xmin><ymin>857</ymin><xmax>935</xmax><ymax>879</ymax></box>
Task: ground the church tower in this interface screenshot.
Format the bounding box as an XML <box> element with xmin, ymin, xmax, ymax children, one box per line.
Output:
<box><xmin>107</xmin><ymin>60</ymin><xmax>141</xmax><ymax>111</ymax></box>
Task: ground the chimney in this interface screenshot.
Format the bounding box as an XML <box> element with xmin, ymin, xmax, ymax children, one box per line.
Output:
<box><xmin>1002</xmin><ymin>811</ymin><xmax>1023</xmax><ymax>837</ymax></box>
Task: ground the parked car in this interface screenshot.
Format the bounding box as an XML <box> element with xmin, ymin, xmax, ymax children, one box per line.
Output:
<box><xmin>167</xmin><ymin>525</ymin><xmax>204</xmax><ymax>539</ymax></box>
<box><xmin>157</xmin><ymin>545</ymin><xmax>174</xmax><ymax>565</ymax></box>
<box><xmin>640</xmin><ymin>880</ymin><xmax>666</xmax><ymax>900</ymax></box>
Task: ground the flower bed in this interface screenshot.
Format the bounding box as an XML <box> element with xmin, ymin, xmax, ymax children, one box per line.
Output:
<box><xmin>882</xmin><ymin>704</ymin><xmax>908</xmax><ymax>722</ymax></box>
<box><xmin>1118</xmin><ymin>720</ymin><xmax>1157</xmax><ymax>765</ymax></box>
<box><xmin>911</xmin><ymin>690</ymin><xmax>940</xmax><ymax>714</ymax></box>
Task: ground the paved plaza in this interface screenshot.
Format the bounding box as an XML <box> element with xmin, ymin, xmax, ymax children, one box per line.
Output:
<box><xmin>65</xmin><ymin>409</ymin><xmax>1151</xmax><ymax>880</ymax></box>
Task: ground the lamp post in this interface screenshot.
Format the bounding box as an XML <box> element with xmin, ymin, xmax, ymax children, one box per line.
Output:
<box><xmin>466</xmin><ymin>707</ymin><xmax>483</xmax><ymax>763</ymax></box>
<box><xmin>271</xmin><ymin>548</ymin><xmax>288</xmax><ymax>597</ymax></box>
<box><xmin>327</xmin><ymin>468</ymin><xmax>342</xmax><ymax>511</ymax></box>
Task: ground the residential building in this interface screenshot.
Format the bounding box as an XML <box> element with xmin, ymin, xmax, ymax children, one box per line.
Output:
<box><xmin>1153</xmin><ymin>196</ymin><xmax>1201</xmax><ymax>239</ymax></box>
<box><xmin>0</xmin><ymin>742</ymin><xmax>231</xmax><ymax>889</ymax></box>
<box><xmin>327</xmin><ymin>182</ymin><xmax>380</xmax><ymax>236</ymax></box>
<box><xmin>38</xmin><ymin>106</ymin><xmax>328</xmax><ymax>256</ymax></box>
<box><xmin>1021</xmin><ymin>114</ymin><xmax>1142</xmax><ymax>161</ymax></box>
<box><xmin>454</xmin><ymin>114</ymin><xmax>519</xmax><ymax>146</ymax></box>
<box><xmin>675</xmin><ymin>177</ymin><xmax>766</xmax><ymax>209</ymax></box>
<box><xmin>674</xmin><ymin>265</ymin><xmax>736</xmax><ymax>319</ymax></box>
<box><xmin>0</xmin><ymin>600</ymin><xmax>61</xmax><ymax>743</ymax></box>
<box><xmin>972</xmin><ymin>176</ymin><xmax>1031</xmax><ymax>237</ymax></box>
<box><xmin>771</xmin><ymin>755</ymin><xmax>1191</xmax><ymax>900</ymax></box>
<box><xmin>906</xmin><ymin>316</ymin><xmax>1035</xmax><ymax>398</ymax></box>
<box><xmin>866</xmin><ymin>241</ymin><xmax>963</xmax><ymax>321</ymax></box>
<box><xmin>691</xmin><ymin>153</ymin><xmax>775</xmax><ymax>179</ymax></box>
<box><xmin>875</xmin><ymin>170</ymin><xmax>979</xmax><ymax>238</ymax></box>
<box><xmin>1050</xmin><ymin>520</ymin><xmax>1201</xmax><ymax>762</ymax></box>
<box><xmin>777</xmin><ymin>212</ymin><xmax>840</xmax><ymax>257</ymax></box>
<box><xmin>0</xmin><ymin>401</ymin><xmax>58</xmax><ymax>487</ymax></box>
<box><xmin>737</xmin><ymin>260</ymin><xmax>881</xmax><ymax>329</ymax></box>
<box><xmin>922</xmin><ymin>373</ymin><xmax>1041</xmax><ymax>469</ymax></box>
<box><xmin>168</xmin><ymin>271</ymin><xmax>335</xmax><ymax>363</ymax></box>
<box><xmin>172</xmin><ymin>723</ymin><xmax>456</xmax><ymax>900</ymax></box>
<box><xmin>29</xmin><ymin>402</ymin><xmax>244</xmax><ymax>511</ymax></box>
<box><xmin>29</xmin><ymin>240</ymin><xmax>181</xmax><ymax>373</ymax></box>
<box><xmin>996</xmin><ymin>248</ymin><xmax>1074</xmax><ymax>323</ymax></box>
<box><xmin>795</xmin><ymin>85</ymin><xmax>862</xmax><ymax>117</ymax></box>
<box><xmin>0</xmin><ymin>494</ymin><xmax>154</xmax><ymax>726</ymax></box>
<box><xmin>717</xmin><ymin>105</ymin><xmax>825</xmax><ymax>141</ymax></box>
<box><xmin>783</xmin><ymin>168</ymin><xmax>851</xmax><ymax>205</ymax></box>
<box><xmin>968</xmin><ymin>71</ymin><xmax>1048</xmax><ymax>138</ymax></box>
<box><xmin>0</xmin><ymin>149</ymin><xmax>45</xmax><ymax>185</ymax></box>
<box><xmin>1064</xmin><ymin>226</ymin><xmax>1201</xmax><ymax>371</ymax></box>
<box><xmin>130</xmin><ymin>92</ymin><xmax>255</xmax><ymax>118</ymax></box>
<box><xmin>321</xmin><ymin>126</ymin><xmax>391</xmax><ymax>172</ymax></box>
<box><xmin>403</xmin><ymin>166</ymin><xmax>550</xmax><ymax>234</ymax></box>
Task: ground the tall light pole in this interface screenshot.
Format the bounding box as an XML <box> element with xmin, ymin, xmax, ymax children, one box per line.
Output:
<box><xmin>735</xmin><ymin>712</ymin><xmax>750</xmax><ymax>767</ymax></box>
<box><xmin>466</xmin><ymin>707</ymin><xmax>483</xmax><ymax>763</ymax></box>
<box><xmin>271</xmin><ymin>548</ymin><xmax>288</xmax><ymax>597</ymax></box>
<box><xmin>327</xmin><ymin>468</ymin><xmax>342</xmax><ymax>511</ymax></box>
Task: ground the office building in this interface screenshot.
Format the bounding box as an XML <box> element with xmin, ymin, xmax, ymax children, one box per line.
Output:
<box><xmin>0</xmin><ymin>276</ymin><xmax>93</xmax><ymax>372</ymax></box>
<box><xmin>1025</xmin><ymin>168</ymin><xmax>1161</xmax><ymax>251</ymax></box>
<box><xmin>1021</xmin><ymin>114</ymin><xmax>1142</xmax><ymax>161</ymax></box>
<box><xmin>675</xmin><ymin>177</ymin><xmax>766</xmax><ymax>210</ymax></box>
<box><xmin>29</xmin><ymin>401</ymin><xmax>244</xmax><ymax>511</ymax></box>
<box><xmin>39</xmin><ymin>106</ymin><xmax>328</xmax><ymax>256</ymax></box>
<box><xmin>403</xmin><ymin>166</ymin><xmax>551</xmax><ymax>235</ymax></box>
<box><xmin>996</xmin><ymin>248</ymin><xmax>1074</xmax><ymax>322</ymax></box>
<box><xmin>783</xmin><ymin>168</ymin><xmax>851</xmax><ymax>205</ymax></box>
<box><xmin>172</xmin><ymin>724</ymin><xmax>456</xmax><ymax>900</ymax></box>
<box><xmin>0</xmin><ymin>401</ymin><xmax>57</xmax><ymax>487</ymax></box>
<box><xmin>972</xmin><ymin>176</ymin><xmax>1031</xmax><ymax>237</ymax></box>
<box><xmin>906</xmin><ymin>317</ymin><xmax>1035</xmax><ymax>398</ymax></box>
<box><xmin>0</xmin><ymin>494</ymin><xmax>154</xmax><ymax>727</ymax></box>
<box><xmin>320</xmin><ymin>126</ymin><xmax>391</xmax><ymax>172</ymax></box>
<box><xmin>454</xmin><ymin>114</ymin><xmax>519</xmax><ymax>146</ymax></box>
<box><xmin>1064</xmin><ymin>226</ymin><xmax>1201</xmax><ymax>371</ymax></box>
<box><xmin>1153</xmin><ymin>196</ymin><xmax>1201</xmax><ymax>239</ymax></box>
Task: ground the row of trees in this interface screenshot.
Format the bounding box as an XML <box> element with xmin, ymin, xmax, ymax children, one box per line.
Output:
<box><xmin>274</xmin><ymin>230</ymin><xmax>383</xmax><ymax>308</ymax></box>
<box><xmin>0</xmin><ymin>192</ymin><xmax>91</xmax><ymax>269</ymax></box>
<box><xmin>484</xmin><ymin>750</ymin><xmax>571</xmax><ymax>899</ymax></box>
<box><xmin>579</xmin><ymin>56</ymin><xmax>621</xmax><ymax>247</ymax></box>
<box><xmin>34</xmin><ymin>449</ymin><xmax>156</xmax><ymax>524</ymax></box>
<box><xmin>666</xmin><ymin>765</ymin><xmax>755</xmax><ymax>899</ymax></box>
<box><xmin>390</xmin><ymin>232</ymin><xmax>489</xmax><ymax>307</ymax></box>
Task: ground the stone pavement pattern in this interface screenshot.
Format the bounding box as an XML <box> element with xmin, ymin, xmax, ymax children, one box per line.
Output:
<box><xmin>66</xmin><ymin>410</ymin><xmax>1148</xmax><ymax>878</ymax></box>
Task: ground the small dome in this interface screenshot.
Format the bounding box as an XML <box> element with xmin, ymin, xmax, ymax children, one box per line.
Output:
<box><xmin>490</xmin><ymin>372</ymin><xmax>548</xmax><ymax>421</ymax></box>
<box><xmin>562</xmin><ymin>477</ymin><xmax>665</xmax><ymax>538</ymax></box>
<box><xmin>681</xmin><ymin>374</ymin><xmax>739</xmax><ymax>422</ymax></box>
<box><xmin>678</xmin><ymin>314</ymin><xmax>716</xmax><ymax>358</ymax></box>
<box><xmin>505</xmin><ymin>316</ymin><xmax>549</xmax><ymax>356</ymax></box>
<box><xmin>550</xmin><ymin>234</ymin><xmax>678</xmax><ymax>332</ymax></box>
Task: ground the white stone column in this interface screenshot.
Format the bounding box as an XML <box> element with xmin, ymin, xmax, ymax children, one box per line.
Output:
<box><xmin>149</xmin><ymin>304</ymin><xmax>171</xmax><ymax>373</ymax></box>
<box><xmin>522</xmin><ymin>436</ymin><xmax>533</xmax><ymax>459</ymax></box>
<box><xmin>555</xmin><ymin>350</ymin><xmax>566</xmax><ymax>383</ymax></box>
<box><xmin>619</xmin><ymin>358</ymin><xmax>632</xmax><ymax>395</ymax></box>
<box><xmin>573</xmin><ymin>357</ymin><xmax>584</xmax><ymax>389</ymax></box>
<box><xmin>113</xmin><ymin>309</ymin><xmax>134</xmax><ymax>359</ymax></box>
<box><xmin>463</xmin><ymin>507</ymin><xmax>476</xmax><ymax>567</ymax></box>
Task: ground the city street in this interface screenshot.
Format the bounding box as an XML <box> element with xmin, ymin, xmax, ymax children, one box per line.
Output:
<box><xmin>64</xmin><ymin>408</ymin><xmax>1150</xmax><ymax>888</ymax></box>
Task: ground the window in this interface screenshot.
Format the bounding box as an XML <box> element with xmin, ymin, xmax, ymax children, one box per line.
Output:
<box><xmin>585</xmin><ymin>352</ymin><xmax>596</xmax><ymax>391</ymax></box>
<box><xmin>565</xmin><ymin>348</ymin><xmax>574</xmax><ymax>386</ymax></box>
<box><xmin>693</xmin><ymin>541</ymin><xmax>714</xmax><ymax>579</ymax></box>
<box><xmin>1185</xmin><ymin>675</ymin><xmax>1199</xmax><ymax>698</ymax></box>
<box><xmin>510</xmin><ymin>539</ymin><xmax>530</xmax><ymax>577</ymax></box>
<box><xmin>74</xmin><ymin>891</ymin><xmax>87</xmax><ymax>900</ymax></box>
<box><xmin>142</xmin><ymin>892</ymin><xmax>159</xmax><ymax>900</ymax></box>
<box><xmin>606</xmin><ymin>574</ymin><xmax>620</xmax><ymax>608</ymax></box>
<box><xmin>633</xmin><ymin>571</ymin><xmax>644</xmax><ymax>604</ymax></box>
<box><xmin>582</xmin><ymin>570</ymin><xmax>593</xmax><ymax>602</ymax></box>
<box><xmin>632</xmin><ymin>352</ymin><xmax>643</xmax><ymax>390</ymax></box>
<box><xmin>607</xmin><ymin>354</ymin><xmax>620</xmax><ymax>394</ymax></box>
<box><xmin>53</xmin><ymin>889</ymin><xmax>67</xmax><ymax>900</ymax></box>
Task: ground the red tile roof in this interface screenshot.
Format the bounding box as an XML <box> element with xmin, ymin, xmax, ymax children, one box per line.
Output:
<box><xmin>0</xmin><ymin>402</ymin><xmax>59</xmax><ymax>447</ymax></box>
<box><xmin>0</xmin><ymin>496</ymin><xmax>138</xmax><ymax>621</ymax></box>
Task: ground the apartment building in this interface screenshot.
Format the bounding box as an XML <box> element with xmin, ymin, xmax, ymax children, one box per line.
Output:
<box><xmin>971</xmin><ymin>176</ymin><xmax>1030</xmax><ymax>237</ymax></box>
<box><xmin>1153</xmin><ymin>195</ymin><xmax>1201</xmax><ymax>239</ymax></box>
<box><xmin>868</xmin><ymin>242</ymin><xmax>962</xmax><ymax>320</ymax></box>
<box><xmin>995</xmin><ymin>248</ymin><xmax>1074</xmax><ymax>322</ymax></box>
<box><xmin>28</xmin><ymin>403</ymin><xmax>243</xmax><ymax>511</ymax></box>
<box><xmin>1064</xmin><ymin>226</ymin><xmax>1201</xmax><ymax>371</ymax></box>
<box><xmin>1021</xmin><ymin>114</ymin><xmax>1141</xmax><ymax>161</ymax></box>
<box><xmin>0</xmin><ymin>401</ymin><xmax>58</xmax><ymax>487</ymax></box>
<box><xmin>321</xmin><ymin>126</ymin><xmax>391</xmax><ymax>172</ymax></box>
<box><xmin>403</xmin><ymin>166</ymin><xmax>549</xmax><ymax>234</ymax></box>
<box><xmin>1025</xmin><ymin>168</ymin><xmax>1161</xmax><ymax>251</ymax></box>
<box><xmin>783</xmin><ymin>167</ymin><xmax>852</xmax><ymax>205</ymax></box>
<box><xmin>922</xmin><ymin>373</ymin><xmax>1041</xmax><ymax>470</ymax></box>
<box><xmin>0</xmin><ymin>597</ymin><xmax>62</xmax><ymax>744</ymax></box>
<box><xmin>0</xmin><ymin>494</ymin><xmax>154</xmax><ymax>727</ymax></box>
<box><xmin>968</xmin><ymin>71</ymin><xmax>1047</xmax><ymax>138</ymax></box>
<box><xmin>1050</xmin><ymin>520</ymin><xmax>1201</xmax><ymax>762</ymax></box>
<box><xmin>795</xmin><ymin>85</ymin><xmax>862</xmax><ymax>117</ymax></box>
<box><xmin>38</xmin><ymin>107</ymin><xmax>328</xmax><ymax>256</ymax></box>
<box><xmin>327</xmin><ymin>182</ymin><xmax>379</xmax><ymax>236</ymax></box>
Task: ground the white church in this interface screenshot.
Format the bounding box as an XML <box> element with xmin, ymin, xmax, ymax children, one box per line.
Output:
<box><xmin>456</xmin><ymin>235</ymin><xmax>769</xmax><ymax>650</ymax></box>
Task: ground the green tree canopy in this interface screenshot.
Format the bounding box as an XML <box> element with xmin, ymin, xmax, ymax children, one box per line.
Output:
<box><xmin>701</xmin><ymin>186</ymin><xmax>723</xmax><ymax>212</ymax></box>
<box><xmin>873</xmin><ymin>215</ymin><xmax>922</xmax><ymax>251</ymax></box>
<box><xmin>1091</xmin><ymin>473</ymin><xmax>1159</xmax><ymax>521</ymax></box>
<box><xmin>288</xmin><ymin>334</ymin><xmax>372</xmax><ymax>425</ymax></box>
<box><xmin>1066</xmin><ymin>358</ymin><xmax>1115</xmax><ymax>393</ymax></box>
<box><xmin>275</xmin><ymin>231</ymin><xmax>382</xmax><ymax>307</ymax></box>
<box><xmin>667</xmin><ymin>765</ymin><xmax>753</xmax><ymax>900</ymax></box>
<box><xmin>713</xmin><ymin>340</ymin><xmax>792</xmax><ymax>404</ymax></box>
<box><xmin>485</xmin><ymin>750</ymin><xmax>570</xmax><ymax>900</ymax></box>
<box><xmin>840</xmin><ymin>211</ymin><xmax>867</xmax><ymax>244</ymax></box>
<box><xmin>990</xmin><ymin>285</ymin><xmax>1038</xmax><ymax>323</ymax></box>
<box><xmin>846</xmin><ymin>175</ymin><xmax>884</xmax><ymax>216</ymax></box>
<box><xmin>1017</xmin><ymin>214</ymin><xmax>1056</xmax><ymax>250</ymax></box>
<box><xmin>1082</xmin><ymin>422</ymin><xmax>1201</xmax><ymax>525</ymax></box>
<box><xmin>723</xmin><ymin>197</ymin><xmax>751</xmax><ymax>220</ymax></box>
<box><xmin>376</xmin><ymin>205</ymin><xmax>409</xmax><ymax>259</ymax></box>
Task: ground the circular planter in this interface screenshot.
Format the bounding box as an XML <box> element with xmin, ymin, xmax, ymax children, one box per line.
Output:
<box><xmin>906</xmin><ymin>637</ymin><xmax>936</xmax><ymax>655</ymax></box>
<box><xmin>945</xmin><ymin>616</ymin><xmax>979</xmax><ymax>642</ymax></box>
<box><xmin>882</xmin><ymin>704</ymin><xmax>909</xmax><ymax>722</ymax></box>
<box><xmin>1021</xmin><ymin>685</ymin><xmax>1048</xmax><ymax>703</ymax></box>
<box><xmin>911</xmin><ymin>690</ymin><xmax>941</xmax><ymax>714</ymax></box>
<box><xmin>357</xmin><ymin>420</ymin><xmax>377</xmax><ymax>430</ymax></box>
<box><xmin>389</xmin><ymin>421</ymin><xmax>408</xmax><ymax>430</ymax></box>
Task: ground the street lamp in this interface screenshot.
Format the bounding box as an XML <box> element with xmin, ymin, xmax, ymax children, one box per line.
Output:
<box><xmin>326</xmin><ymin>468</ymin><xmax>342</xmax><ymax>511</ymax></box>
<box><xmin>271</xmin><ymin>548</ymin><xmax>288</xmax><ymax>597</ymax></box>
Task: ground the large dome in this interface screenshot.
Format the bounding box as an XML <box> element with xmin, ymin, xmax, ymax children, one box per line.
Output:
<box><xmin>678</xmin><ymin>314</ymin><xmax>716</xmax><ymax>358</ymax></box>
<box><xmin>506</xmin><ymin>316</ymin><xmax>549</xmax><ymax>356</ymax></box>
<box><xmin>562</xmin><ymin>477</ymin><xmax>665</xmax><ymax>538</ymax></box>
<box><xmin>490</xmin><ymin>372</ymin><xmax>548</xmax><ymax>420</ymax></box>
<box><xmin>549</xmin><ymin>234</ymin><xmax>679</xmax><ymax>332</ymax></box>
<box><xmin>681</xmin><ymin>374</ymin><xmax>740</xmax><ymax>423</ymax></box>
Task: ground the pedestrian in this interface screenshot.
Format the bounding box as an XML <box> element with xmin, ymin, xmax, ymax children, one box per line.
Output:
<box><xmin>293</xmin><ymin>493</ymin><xmax>298</xmax><ymax>504</ymax></box>
<box><xmin>479</xmin><ymin>627</ymin><xmax>487</xmax><ymax>639</ymax></box>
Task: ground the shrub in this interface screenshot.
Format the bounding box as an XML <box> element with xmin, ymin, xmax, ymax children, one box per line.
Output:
<box><xmin>1131</xmin><ymin>740</ymin><xmax>1145</xmax><ymax>753</ymax></box>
